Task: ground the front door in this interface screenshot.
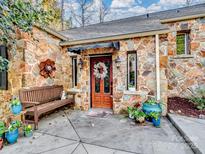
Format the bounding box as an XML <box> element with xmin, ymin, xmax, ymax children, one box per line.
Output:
<box><xmin>91</xmin><ymin>56</ymin><xmax>113</xmax><ymax>108</ymax></box>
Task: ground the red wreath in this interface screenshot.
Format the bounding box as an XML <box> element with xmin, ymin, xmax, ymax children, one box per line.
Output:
<box><xmin>39</xmin><ymin>59</ymin><xmax>56</xmax><ymax>78</ymax></box>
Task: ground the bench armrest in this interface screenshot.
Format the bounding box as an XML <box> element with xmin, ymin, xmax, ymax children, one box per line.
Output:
<box><xmin>21</xmin><ymin>101</ymin><xmax>40</xmax><ymax>105</ymax></box>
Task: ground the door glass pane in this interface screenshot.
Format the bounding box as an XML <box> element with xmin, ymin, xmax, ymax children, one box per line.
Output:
<box><xmin>95</xmin><ymin>77</ymin><xmax>100</xmax><ymax>93</ymax></box>
<box><xmin>104</xmin><ymin>61</ymin><xmax>110</xmax><ymax>93</ymax></box>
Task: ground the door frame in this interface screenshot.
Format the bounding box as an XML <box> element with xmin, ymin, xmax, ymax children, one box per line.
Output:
<box><xmin>90</xmin><ymin>54</ymin><xmax>113</xmax><ymax>109</ymax></box>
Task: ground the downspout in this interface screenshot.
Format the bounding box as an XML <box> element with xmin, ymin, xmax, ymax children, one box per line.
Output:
<box><xmin>155</xmin><ymin>34</ymin><xmax>161</xmax><ymax>101</ymax></box>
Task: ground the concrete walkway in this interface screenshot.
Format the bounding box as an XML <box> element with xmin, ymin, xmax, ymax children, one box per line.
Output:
<box><xmin>168</xmin><ymin>113</ymin><xmax>205</xmax><ymax>154</ymax></box>
<box><xmin>2</xmin><ymin>110</ymin><xmax>193</xmax><ymax>154</ymax></box>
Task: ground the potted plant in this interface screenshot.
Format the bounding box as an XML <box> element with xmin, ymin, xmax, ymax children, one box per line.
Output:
<box><xmin>133</xmin><ymin>110</ymin><xmax>146</xmax><ymax>123</ymax></box>
<box><xmin>150</xmin><ymin>112</ymin><xmax>161</xmax><ymax>127</ymax></box>
<box><xmin>0</xmin><ymin>121</ymin><xmax>5</xmax><ymax>150</ymax></box>
<box><xmin>142</xmin><ymin>98</ymin><xmax>162</xmax><ymax>114</ymax></box>
<box><xmin>23</xmin><ymin>125</ymin><xmax>33</xmax><ymax>137</ymax></box>
<box><xmin>10</xmin><ymin>98</ymin><xmax>22</xmax><ymax>115</ymax></box>
<box><xmin>127</xmin><ymin>107</ymin><xmax>135</xmax><ymax>119</ymax></box>
<box><xmin>5</xmin><ymin>120</ymin><xmax>21</xmax><ymax>144</ymax></box>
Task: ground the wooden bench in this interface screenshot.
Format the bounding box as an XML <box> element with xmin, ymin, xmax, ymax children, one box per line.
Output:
<box><xmin>19</xmin><ymin>85</ymin><xmax>74</xmax><ymax>129</ymax></box>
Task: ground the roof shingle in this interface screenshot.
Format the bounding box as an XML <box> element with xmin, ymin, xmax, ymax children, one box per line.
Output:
<box><xmin>59</xmin><ymin>3</ymin><xmax>205</xmax><ymax>41</ymax></box>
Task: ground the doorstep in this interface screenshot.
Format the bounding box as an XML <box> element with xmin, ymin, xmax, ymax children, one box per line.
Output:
<box><xmin>168</xmin><ymin>113</ymin><xmax>205</xmax><ymax>154</ymax></box>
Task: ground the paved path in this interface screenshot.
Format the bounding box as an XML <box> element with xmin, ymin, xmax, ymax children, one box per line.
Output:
<box><xmin>168</xmin><ymin>113</ymin><xmax>205</xmax><ymax>154</ymax></box>
<box><xmin>2</xmin><ymin>110</ymin><xmax>193</xmax><ymax>154</ymax></box>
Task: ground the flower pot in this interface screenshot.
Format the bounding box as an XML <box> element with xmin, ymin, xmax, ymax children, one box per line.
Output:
<box><xmin>142</xmin><ymin>103</ymin><xmax>161</xmax><ymax>115</ymax></box>
<box><xmin>5</xmin><ymin>129</ymin><xmax>19</xmax><ymax>144</ymax></box>
<box><xmin>24</xmin><ymin>131</ymin><xmax>33</xmax><ymax>137</ymax></box>
<box><xmin>152</xmin><ymin>118</ymin><xmax>161</xmax><ymax>127</ymax></box>
<box><xmin>0</xmin><ymin>138</ymin><xmax>3</xmax><ymax>150</ymax></box>
<box><xmin>11</xmin><ymin>104</ymin><xmax>22</xmax><ymax>115</ymax></box>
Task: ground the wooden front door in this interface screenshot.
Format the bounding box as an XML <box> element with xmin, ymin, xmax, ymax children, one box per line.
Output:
<box><xmin>91</xmin><ymin>56</ymin><xmax>113</xmax><ymax>108</ymax></box>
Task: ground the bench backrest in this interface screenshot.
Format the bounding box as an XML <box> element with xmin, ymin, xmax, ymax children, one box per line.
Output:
<box><xmin>19</xmin><ymin>85</ymin><xmax>63</xmax><ymax>104</ymax></box>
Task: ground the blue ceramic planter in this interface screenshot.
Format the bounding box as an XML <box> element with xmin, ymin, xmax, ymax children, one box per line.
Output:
<box><xmin>5</xmin><ymin>129</ymin><xmax>19</xmax><ymax>144</ymax></box>
<box><xmin>11</xmin><ymin>104</ymin><xmax>22</xmax><ymax>115</ymax></box>
<box><xmin>152</xmin><ymin>118</ymin><xmax>161</xmax><ymax>127</ymax></box>
<box><xmin>142</xmin><ymin>103</ymin><xmax>162</xmax><ymax>115</ymax></box>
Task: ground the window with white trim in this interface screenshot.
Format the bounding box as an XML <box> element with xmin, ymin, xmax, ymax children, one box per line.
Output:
<box><xmin>176</xmin><ymin>32</ymin><xmax>190</xmax><ymax>55</ymax></box>
<box><xmin>127</xmin><ymin>53</ymin><xmax>137</xmax><ymax>90</ymax></box>
<box><xmin>72</xmin><ymin>57</ymin><xmax>77</xmax><ymax>87</ymax></box>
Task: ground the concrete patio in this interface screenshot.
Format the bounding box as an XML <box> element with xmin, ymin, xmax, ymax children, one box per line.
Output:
<box><xmin>168</xmin><ymin>114</ymin><xmax>205</xmax><ymax>154</ymax></box>
<box><xmin>1</xmin><ymin>109</ymin><xmax>193</xmax><ymax>154</ymax></box>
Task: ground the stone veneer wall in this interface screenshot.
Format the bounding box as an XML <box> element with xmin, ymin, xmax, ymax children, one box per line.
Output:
<box><xmin>1</xmin><ymin>18</ymin><xmax>205</xmax><ymax>119</ymax></box>
<box><xmin>0</xmin><ymin>27</ymin><xmax>71</xmax><ymax>120</ymax></box>
<box><xmin>66</xmin><ymin>35</ymin><xmax>168</xmax><ymax>114</ymax></box>
<box><xmin>167</xmin><ymin>18</ymin><xmax>205</xmax><ymax>98</ymax></box>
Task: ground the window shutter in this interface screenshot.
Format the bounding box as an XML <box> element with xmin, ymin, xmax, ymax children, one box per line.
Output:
<box><xmin>0</xmin><ymin>45</ymin><xmax>8</xmax><ymax>90</ymax></box>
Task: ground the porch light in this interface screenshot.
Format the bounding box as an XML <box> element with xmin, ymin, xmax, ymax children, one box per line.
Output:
<box><xmin>115</xmin><ymin>56</ymin><xmax>122</xmax><ymax>68</ymax></box>
<box><xmin>78</xmin><ymin>58</ymin><xmax>84</xmax><ymax>69</ymax></box>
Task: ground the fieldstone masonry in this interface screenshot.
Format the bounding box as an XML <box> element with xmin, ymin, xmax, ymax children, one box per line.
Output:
<box><xmin>167</xmin><ymin>19</ymin><xmax>205</xmax><ymax>98</ymax></box>
<box><xmin>1</xmin><ymin>18</ymin><xmax>205</xmax><ymax>120</ymax></box>
<box><xmin>0</xmin><ymin>27</ymin><xmax>71</xmax><ymax>120</ymax></box>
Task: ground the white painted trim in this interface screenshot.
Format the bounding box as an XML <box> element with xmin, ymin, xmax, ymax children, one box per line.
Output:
<box><xmin>160</xmin><ymin>13</ymin><xmax>205</xmax><ymax>23</ymax></box>
<box><xmin>155</xmin><ymin>34</ymin><xmax>161</xmax><ymax>101</ymax></box>
<box><xmin>60</xmin><ymin>29</ymin><xmax>170</xmax><ymax>46</ymax></box>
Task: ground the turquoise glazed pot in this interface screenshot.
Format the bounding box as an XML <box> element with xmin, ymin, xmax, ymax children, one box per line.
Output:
<box><xmin>5</xmin><ymin>129</ymin><xmax>19</xmax><ymax>144</ymax></box>
<box><xmin>142</xmin><ymin>103</ymin><xmax>162</xmax><ymax>115</ymax></box>
<box><xmin>11</xmin><ymin>104</ymin><xmax>22</xmax><ymax>115</ymax></box>
<box><xmin>152</xmin><ymin>118</ymin><xmax>161</xmax><ymax>127</ymax></box>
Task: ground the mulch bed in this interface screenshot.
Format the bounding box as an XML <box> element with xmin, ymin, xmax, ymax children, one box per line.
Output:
<box><xmin>168</xmin><ymin>97</ymin><xmax>205</xmax><ymax>118</ymax></box>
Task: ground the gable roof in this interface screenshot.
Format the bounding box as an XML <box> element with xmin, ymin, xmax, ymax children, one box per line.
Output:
<box><xmin>59</xmin><ymin>3</ymin><xmax>205</xmax><ymax>45</ymax></box>
<box><xmin>35</xmin><ymin>25</ymin><xmax>68</xmax><ymax>41</ymax></box>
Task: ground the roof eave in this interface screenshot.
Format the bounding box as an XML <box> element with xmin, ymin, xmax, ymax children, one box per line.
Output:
<box><xmin>60</xmin><ymin>28</ymin><xmax>170</xmax><ymax>46</ymax></box>
<box><xmin>160</xmin><ymin>13</ymin><xmax>205</xmax><ymax>23</ymax></box>
<box><xmin>34</xmin><ymin>24</ymin><xmax>68</xmax><ymax>41</ymax></box>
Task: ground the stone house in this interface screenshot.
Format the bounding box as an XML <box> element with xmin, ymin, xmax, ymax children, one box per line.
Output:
<box><xmin>0</xmin><ymin>4</ymin><xmax>205</xmax><ymax>119</ymax></box>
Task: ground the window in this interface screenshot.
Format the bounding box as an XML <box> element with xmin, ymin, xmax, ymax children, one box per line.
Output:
<box><xmin>0</xmin><ymin>45</ymin><xmax>8</xmax><ymax>90</ymax></box>
<box><xmin>176</xmin><ymin>32</ymin><xmax>190</xmax><ymax>55</ymax></box>
<box><xmin>72</xmin><ymin>57</ymin><xmax>77</xmax><ymax>87</ymax></box>
<box><xmin>127</xmin><ymin>53</ymin><xmax>137</xmax><ymax>90</ymax></box>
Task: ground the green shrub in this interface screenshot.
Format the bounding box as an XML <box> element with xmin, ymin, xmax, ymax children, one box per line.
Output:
<box><xmin>6</xmin><ymin>120</ymin><xmax>21</xmax><ymax>132</ymax></box>
<box><xmin>149</xmin><ymin>112</ymin><xmax>160</xmax><ymax>120</ymax></box>
<box><xmin>190</xmin><ymin>86</ymin><xmax>205</xmax><ymax>110</ymax></box>
<box><xmin>0</xmin><ymin>121</ymin><xmax>5</xmax><ymax>137</ymax></box>
<box><xmin>144</xmin><ymin>99</ymin><xmax>157</xmax><ymax>105</ymax></box>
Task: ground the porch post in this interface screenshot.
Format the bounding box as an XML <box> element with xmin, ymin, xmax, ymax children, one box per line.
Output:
<box><xmin>155</xmin><ymin>34</ymin><xmax>161</xmax><ymax>101</ymax></box>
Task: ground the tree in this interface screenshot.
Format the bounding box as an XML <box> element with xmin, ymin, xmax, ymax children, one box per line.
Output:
<box><xmin>61</xmin><ymin>0</ymin><xmax>65</xmax><ymax>30</ymax></box>
<box><xmin>41</xmin><ymin>0</ymin><xmax>62</xmax><ymax>30</ymax></box>
<box><xmin>98</xmin><ymin>0</ymin><xmax>109</xmax><ymax>23</ymax></box>
<box><xmin>71</xmin><ymin>0</ymin><xmax>94</xmax><ymax>27</ymax></box>
<box><xmin>186</xmin><ymin>0</ymin><xmax>192</xmax><ymax>6</ymax></box>
<box><xmin>0</xmin><ymin>0</ymin><xmax>51</xmax><ymax>71</ymax></box>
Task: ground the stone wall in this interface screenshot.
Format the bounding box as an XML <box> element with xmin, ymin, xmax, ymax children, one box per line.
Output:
<box><xmin>67</xmin><ymin>36</ymin><xmax>168</xmax><ymax>114</ymax></box>
<box><xmin>1</xmin><ymin>18</ymin><xmax>205</xmax><ymax>119</ymax></box>
<box><xmin>0</xmin><ymin>27</ymin><xmax>71</xmax><ymax>120</ymax></box>
<box><xmin>167</xmin><ymin>18</ymin><xmax>205</xmax><ymax>98</ymax></box>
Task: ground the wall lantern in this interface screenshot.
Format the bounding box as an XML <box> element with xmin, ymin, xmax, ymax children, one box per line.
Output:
<box><xmin>115</xmin><ymin>56</ymin><xmax>122</xmax><ymax>68</ymax></box>
<box><xmin>78</xmin><ymin>58</ymin><xmax>84</xmax><ymax>69</ymax></box>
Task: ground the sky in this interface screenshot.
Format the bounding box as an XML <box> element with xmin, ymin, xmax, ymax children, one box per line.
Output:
<box><xmin>64</xmin><ymin>0</ymin><xmax>205</xmax><ymax>26</ymax></box>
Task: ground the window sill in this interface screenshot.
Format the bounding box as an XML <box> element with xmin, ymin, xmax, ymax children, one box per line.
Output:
<box><xmin>169</xmin><ymin>55</ymin><xmax>194</xmax><ymax>59</ymax></box>
<box><xmin>66</xmin><ymin>88</ymin><xmax>82</xmax><ymax>94</ymax></box>
<box><xmin>124</xmin><ymin>90</ymin><xmax>141</xmax><ymax>95</ymax></box>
